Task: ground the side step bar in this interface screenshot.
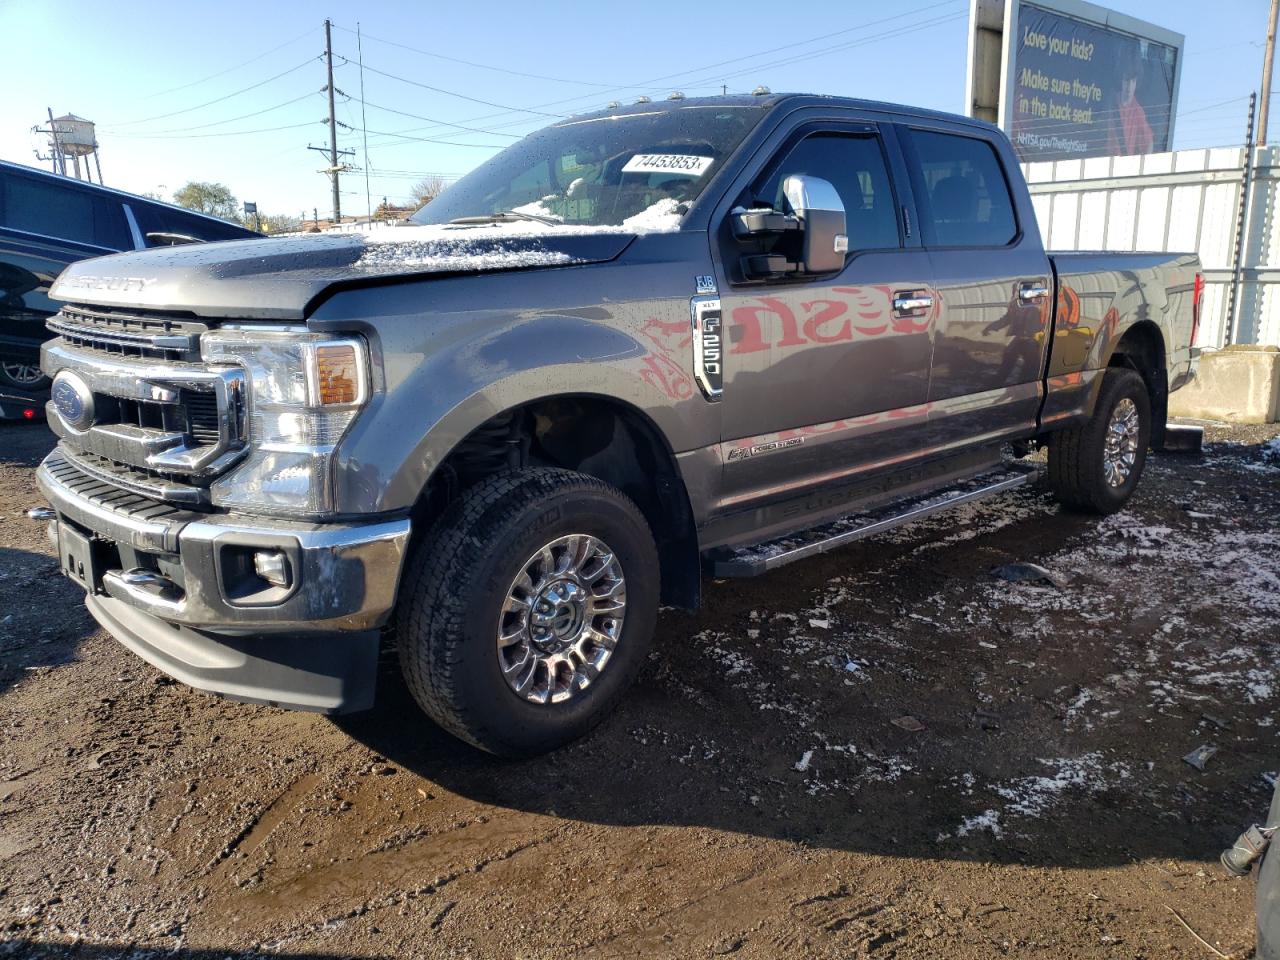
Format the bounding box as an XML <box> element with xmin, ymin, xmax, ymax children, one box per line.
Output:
<box><xmin>707</xmin><ymin>462</ymin><xmax>1040</xmax><ymax>578</ymax></box>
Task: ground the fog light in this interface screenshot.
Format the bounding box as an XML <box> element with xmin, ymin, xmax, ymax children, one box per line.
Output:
<box><xmin>253</xmin><ymin>550</ymin><xmax>290</xmax><ymax>587</ymax></box>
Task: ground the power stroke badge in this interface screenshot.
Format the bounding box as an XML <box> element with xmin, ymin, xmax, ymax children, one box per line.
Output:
<box><xmin>726</xmin><ymin>437</ymin><xmax>805</xmax><ymax>462</ymax></box>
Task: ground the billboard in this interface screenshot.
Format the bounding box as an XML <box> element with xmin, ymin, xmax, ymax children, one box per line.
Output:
<box><xmin>965</xmin><ymin>0</ymin><xmax>1184</xmax><ymax>162</ymax></box>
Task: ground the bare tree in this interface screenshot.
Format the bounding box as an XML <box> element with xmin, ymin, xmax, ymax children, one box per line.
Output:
<box><xmin>410</xmin><ymin>176</ymin><xmax>447</xmax><ymax>209</ymax></box>
<box><xmin>258</xmin><ymin>212</ymin><xmax>302</xmax><ymax>235</ymax></box>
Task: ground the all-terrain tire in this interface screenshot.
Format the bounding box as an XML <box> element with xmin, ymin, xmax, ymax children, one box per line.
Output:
<box><xmin>395</xmin><ymin>468</ymin><xmax>659</xmax><ymax>758</ymax></box>
<box><xmin>1048</xmin><ymin>367</ymin><xmax>1151</xmax><ymax>514</ymax></box>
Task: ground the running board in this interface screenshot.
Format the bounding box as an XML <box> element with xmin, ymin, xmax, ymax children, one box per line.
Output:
<box><xmin>707</xmin><ymin>462</ymin><xmax>1040</xmax><ymax>578</ymax></box>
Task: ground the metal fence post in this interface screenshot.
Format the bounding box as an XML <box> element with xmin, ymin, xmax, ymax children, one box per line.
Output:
<box><xmin>1226</xmin><ymin>92</ymin><xmax>1258</xmax><ymax>346</ymax></box>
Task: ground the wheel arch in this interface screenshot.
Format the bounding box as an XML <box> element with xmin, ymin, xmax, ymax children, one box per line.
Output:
<box><xmin>410</xmin><ymin>392</ymin><xmax>702</xmax><ymax>611</ymax></box>
<box><xmin>1105</xmin><ymin>320</ymin><xmax>1167</xmax><ymax>448</ymax></box>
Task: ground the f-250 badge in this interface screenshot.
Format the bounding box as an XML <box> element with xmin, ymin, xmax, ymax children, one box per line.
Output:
<box><xmin>690</xmin><ymin>296</ymin><xmax>723</xmax><ymax>401</ymax></box>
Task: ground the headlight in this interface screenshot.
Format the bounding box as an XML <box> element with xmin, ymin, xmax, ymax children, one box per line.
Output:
<box><xmin>200</xmin><ymin>327</ymin><xmax>370</xmax><ymax>518</ymax></box>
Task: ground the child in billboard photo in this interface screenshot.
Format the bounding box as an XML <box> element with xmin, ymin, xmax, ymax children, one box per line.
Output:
<box><xmin>1107</xmin><ymin>49</ymin><xmax>1155</xmax><ymax>156</ymax></box>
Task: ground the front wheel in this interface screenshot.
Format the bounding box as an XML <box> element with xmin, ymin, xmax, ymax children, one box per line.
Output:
<box><xmin>1048</xmin><ymin>367</ymin><xmax>1151</xmax><ymax>514</ymax></box>
<box><xmin>395</xmin><ymin>468</ymin><xmax>659</xmax><ymax>757</ymax></box>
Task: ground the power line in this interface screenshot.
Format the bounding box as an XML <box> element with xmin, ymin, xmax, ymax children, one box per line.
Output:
<box><xmin>677</xmin><ymin>11</ymin><xmax>969</xmax><ymax>89</ymax></box>
<box><xmin>624</xmin><ymin>0</ymin><xmax>965</xmax><ymax>94</ymax></box>
<box><xmin>336</xmin><ymin>57</ymin><xmax>566</xmax><ymax>118</ymax></box>
<box><xmin>345</xmin><ymin>94</ymin><xmax>521</xmax><ymax>139</ymax></box>
<box><xmin>1178</xmin><ymin>95</ymin><xmax>1252</xmax><ymax>117</ymax></box>
<box><xmin>106</xmin><ymin>91</ymin><xmax>320</xmax><ymax>136</ymax></box>
<box><xmin>112</xmin><ymin>120</ymin><xmax>322</xmax><ymax>141</ymax></box>
<box><xmin>331</xmin><ymin>24</ymin><xmax>624</xmax><ymax>89</ymax></box>
<box><xmin>136</xmin><ymin>25</ymin><xmax>319</xmax><ymax>101</ymax></box>
<box><xmin>335</xmin><ymin>119</ymin><xmax>507</xmax><ymax>149</ymax></box>
<box><xmin>340</xmin><ymin>0</ymin><xmax>966</xmax><ymax>144</ymax></box>
<box><xmin>109</xmin><ymin>57</ymin><xmax>321</xmax><ymax>126</ymax></box>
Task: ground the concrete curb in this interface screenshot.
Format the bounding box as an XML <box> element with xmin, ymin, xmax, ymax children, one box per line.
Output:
<box><xmin>1168</xmin><ymin>345</ymin><xmax>1280</xmax><ymax>424</ymax></box>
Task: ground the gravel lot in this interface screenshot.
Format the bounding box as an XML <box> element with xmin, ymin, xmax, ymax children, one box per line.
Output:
<box><xmin>1</xmin><ymin>421</ymin><xmax>1277</xmax><ymax>959</ymax></box>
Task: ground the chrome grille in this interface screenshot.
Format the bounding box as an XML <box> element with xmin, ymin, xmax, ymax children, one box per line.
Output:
<box><xmin>183</xmin><ymin>391</ymin><xmax>221</xmax><ymax>444</ymax></box>
<box><xmin>43</xmin><ymin>325</ymin><xmax>247</xmax><ymax>504</ymax></box>
<box><xmin>48</xmin><ymin>304</ymin><xmax>206</xmax><ymax>363</ymax></box>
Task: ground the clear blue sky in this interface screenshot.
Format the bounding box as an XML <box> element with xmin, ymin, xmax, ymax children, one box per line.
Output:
<box><xmin>0</xmin><ymin>0</ymin><xmax>1266</xmax><ymax>220</ymax></box>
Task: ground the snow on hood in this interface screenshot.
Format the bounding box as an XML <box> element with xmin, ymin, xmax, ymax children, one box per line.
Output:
<box><xmin>355</xmin><ymin>197</ymin><xmax>686</xmax><ymax>269</ymax></box>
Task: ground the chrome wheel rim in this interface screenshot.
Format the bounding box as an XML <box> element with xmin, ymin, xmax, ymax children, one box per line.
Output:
<box><xmin>497</xmin><ymin>534</ymin><xmax>626</xmax><ymax>705</ymax></box>
<box><xmin>1103</xmin><ymin>397</ymin><xmax>1140</xmax><ymax>487</ymax></box>
<box><xmin>1</xmin><ymin>362</ymin><xmax>45</xmax><ymax>386</ymax></box>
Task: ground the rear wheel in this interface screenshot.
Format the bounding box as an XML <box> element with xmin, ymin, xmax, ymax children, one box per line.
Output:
<box><xmin>1048</xmin><ymin>367</ymin><xmax>1151</xmax><ymax>514</ymax></box>
<box><xmin>395</xmin><ymin>468</ymin><xmax>659</xmax><ymax>757</ymax></box>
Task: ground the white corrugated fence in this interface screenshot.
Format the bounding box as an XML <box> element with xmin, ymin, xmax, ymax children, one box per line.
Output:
<box><xmin>1021</xmin><ymin>145</ymin><xmax>1280</xmax><ymax>348</ymax></box>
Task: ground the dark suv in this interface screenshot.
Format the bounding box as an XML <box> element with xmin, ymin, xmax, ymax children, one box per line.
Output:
<box><xmin>0</xmin><ymin>160</ymin><xmax>258</xmax><ymax>411</ymax></box>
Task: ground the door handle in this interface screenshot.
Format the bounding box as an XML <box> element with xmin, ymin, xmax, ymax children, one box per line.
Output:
<box><xmin>1018</xmin><ymin>282</ymin><xmax>1050</xmax><ymax>303</ymax></box>
<box><xmin>892</xmin><ymin>292</ymin><xmax>934</xmax><ymax>316</ymax></box>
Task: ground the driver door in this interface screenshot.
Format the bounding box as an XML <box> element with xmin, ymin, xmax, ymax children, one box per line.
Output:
<box><xmin>709</xmin><ymin>123</ymin><xmax>935</xmax><ymax>523</ymax></box>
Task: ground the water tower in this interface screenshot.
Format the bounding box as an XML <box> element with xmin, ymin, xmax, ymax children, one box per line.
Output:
<box><xmin>38</xmin><ymin>111</ymin><xmax>103</xmax><ymax>183</ymax></box>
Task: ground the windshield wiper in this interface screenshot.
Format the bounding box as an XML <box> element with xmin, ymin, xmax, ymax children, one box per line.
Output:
<box><xmin>448</xmin><ymin>210</ymin><xmax>560</xmax><ymax>227</ymax></box>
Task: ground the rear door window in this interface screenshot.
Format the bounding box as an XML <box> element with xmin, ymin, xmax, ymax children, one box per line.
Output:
<box><xmin>908</xmin><ymin>130</ymin><xmax>1017</xmax><ymax>247</ymax></box>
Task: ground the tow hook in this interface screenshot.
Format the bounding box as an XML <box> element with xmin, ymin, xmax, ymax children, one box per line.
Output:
<box><xmin>27</xmin><ymin>506</ymin><xmax>55</xmax><ymax>522</ymax></box>
<box><xmin>1221</xmin><ymin>823</ymin><xmax>1275</xmax><ymax>876</ymax></box>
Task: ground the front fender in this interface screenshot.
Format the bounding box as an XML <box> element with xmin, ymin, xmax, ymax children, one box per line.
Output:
<box><xmin>313</xmin><ymin>260</ymin><xmax>718</xmax><ymax>516</ymax></box>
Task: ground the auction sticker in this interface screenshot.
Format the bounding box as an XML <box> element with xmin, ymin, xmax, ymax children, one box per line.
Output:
<box><xmin>622</xmin><ymin>154</ymin><xmax>714</xmax><ymax>176</ymax></box>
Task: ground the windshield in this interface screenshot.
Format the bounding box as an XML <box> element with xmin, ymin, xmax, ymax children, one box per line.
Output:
<box><xmin>412</xmin><ymin>106</ymin><xmax>763</xmax><ymax>230</ymax></box>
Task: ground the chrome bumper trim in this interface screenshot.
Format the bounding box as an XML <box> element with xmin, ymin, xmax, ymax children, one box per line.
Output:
<box><xmin>36</xmin><ymin>450</ymin><xmax>412</xmax><ymax>633</ymax></box>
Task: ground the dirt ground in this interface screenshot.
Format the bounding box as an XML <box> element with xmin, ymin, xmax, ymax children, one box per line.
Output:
<box><xmin>0</xmin><ymin>420</ymin><xmax>1277</xmax><ymax>960</ymax></box>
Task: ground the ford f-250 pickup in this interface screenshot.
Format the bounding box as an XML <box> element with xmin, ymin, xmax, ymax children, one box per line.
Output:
<box><xmin>31</xmin><ymin>93</ymin><xmax>1202</xmax><ymax>757</ymax></box>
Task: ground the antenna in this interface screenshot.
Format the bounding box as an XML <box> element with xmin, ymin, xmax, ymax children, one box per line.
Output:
<box><xmin>358</xmin><ymin>22</ymin><xmax>372</xmax><ymax>220</ymax></box>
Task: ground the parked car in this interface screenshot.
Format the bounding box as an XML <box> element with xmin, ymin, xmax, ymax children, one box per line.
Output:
<box><xmin>30</xmin><ymin>93</ymin><xmax>1201</xmax><ymax>757</ymax></box>
<box><xmin>0</xmin><ymin>160</ymin><xmax>258</xmax><ymax>407</ymax></box>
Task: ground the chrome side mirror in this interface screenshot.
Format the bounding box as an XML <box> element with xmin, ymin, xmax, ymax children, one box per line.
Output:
<box><xmin>782</xmin><ymin>175</ymin><xmax>847</xmax><ymax>275</ymax></box>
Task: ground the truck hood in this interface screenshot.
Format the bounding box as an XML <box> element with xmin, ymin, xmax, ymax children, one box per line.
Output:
<box><xmin>49</xmin><ymin>225</ymin><xmax>637</xmax><ymax>320</ymax></box>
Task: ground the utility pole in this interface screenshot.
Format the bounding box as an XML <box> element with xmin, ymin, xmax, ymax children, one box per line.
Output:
<box><xmin>309</xmin><ymin>19</ymin><xmax>354</xmax><ymax>227</ymax></box>
<box><xmin>325</xmin><ymin>18</ymin><xmax>341</xmax><ymax>223</ymax></box>
<box><xmin>46</xmin><ymin>108</ymin><xmax>64</xmax><ymax>175</ymax></box>
<box><xmin>1261</xmin><ymin>0</ymin><xmax>1279</xmax><ymax>144</ymax></box>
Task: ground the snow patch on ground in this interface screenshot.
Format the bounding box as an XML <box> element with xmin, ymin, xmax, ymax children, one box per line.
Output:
<box><xmin>942</xmin><ymin>754</ymin><xmax>1128</xmax><ymax>842</ymax></box>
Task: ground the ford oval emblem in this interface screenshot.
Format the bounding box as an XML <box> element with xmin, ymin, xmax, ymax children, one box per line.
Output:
<box><xmin>51</xmin><ymin>371</ymin><xmax>95</xmax><ymax>433</ymax></box>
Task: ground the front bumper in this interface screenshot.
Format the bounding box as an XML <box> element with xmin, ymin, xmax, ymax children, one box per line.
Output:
<box><xmin>35</xmin><ymin>446</ymin><xmax>412</xmax><ymax>712</ymax></box>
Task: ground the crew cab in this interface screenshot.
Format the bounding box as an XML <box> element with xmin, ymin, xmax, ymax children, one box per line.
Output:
<box><xmin>31</xmin><ymin>93</ymin><xmax>1201</xmax><ymax>757</ymax></box>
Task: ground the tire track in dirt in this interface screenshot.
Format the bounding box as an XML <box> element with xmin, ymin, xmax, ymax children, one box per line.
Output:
<box><xmin>210</xmin><ymin>813</ymin><xmax>568</xmax><ymax>948</ymax></box>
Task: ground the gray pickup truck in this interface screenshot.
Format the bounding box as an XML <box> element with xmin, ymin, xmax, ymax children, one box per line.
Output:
<box><xmin>32</xmin><ymin>93</ymin><xmax>1201</xmax><ymax>757</ymax></box>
